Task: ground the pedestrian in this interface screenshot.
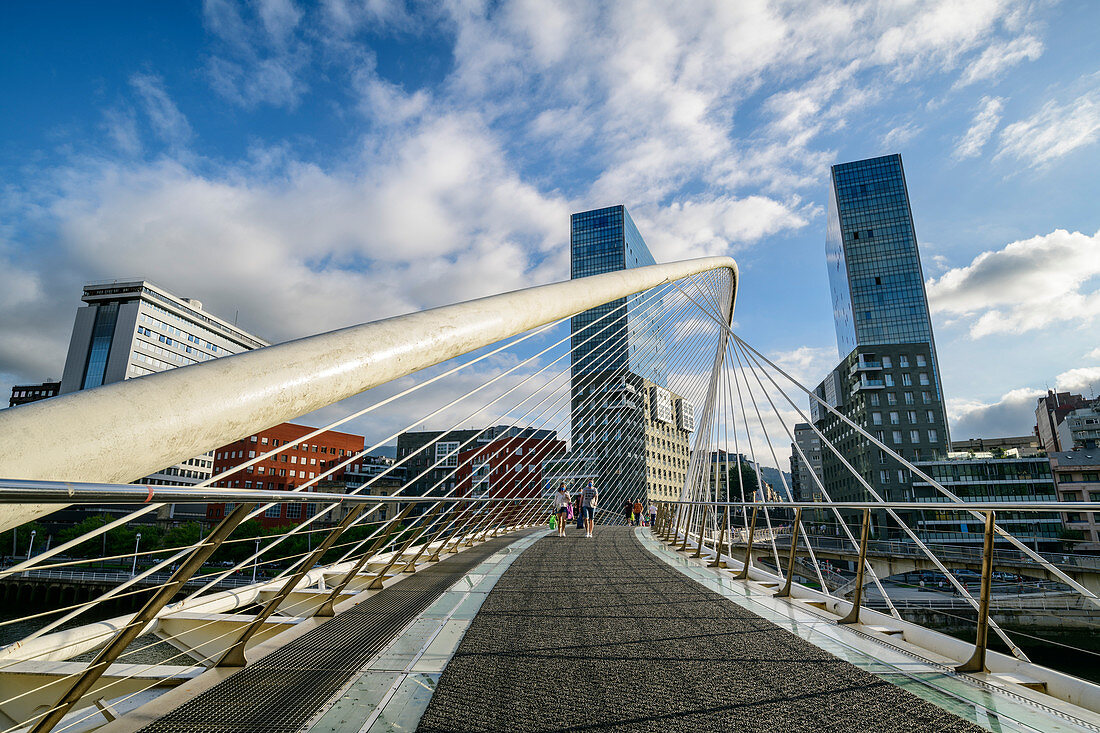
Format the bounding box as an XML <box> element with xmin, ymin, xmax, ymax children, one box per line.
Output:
<box><xmin>632</xmin><ymin>499</ymin><xmax>644</xmax><ymax>527</ymax></box>
<box><xmin>647</xmin><ymin>501</ymin><xmax>657</xmax><ymax>528</ymax></box>
<box><xmin>623</xmin><ymin>499</ymin><xmax>633</xmax><ymax>526</ymax></box>
<box><xmin>553</xmin><ymin>483</ymin><xmax>571</xmax><ymax>538</ymax></box>
<box><xmin>575</xmin><ymin>493</ymin><xmax>584</xmax><ymax>530</ymax></box>
<box><xmin>581</xmin><ymin>480</ymin><xmax>598</xmax><ymax>538</ymax></box>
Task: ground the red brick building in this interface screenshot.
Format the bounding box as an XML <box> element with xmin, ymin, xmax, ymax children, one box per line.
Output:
<box><xmin>455</xmin><ymin>436</ymin><xmax>565</xmax><ymax>524</ymax></box>
<box><xmin>207</xmin><ymin>422</ymin><xmax>365</xmax><ymax>528</ymax></box>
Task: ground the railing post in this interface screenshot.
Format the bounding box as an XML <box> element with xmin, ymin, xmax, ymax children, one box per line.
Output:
<box><xmin>733</xmin><ymin>507</ymin><xmax>758</xmax><ymax>580</ymax></box>
<box><xmin>218</xmin><ymin>503</ymin><xmax>365</xmax><ymax>667</ymax></box>
<box><xmin>956</xmin><ymin>510</ymin><xmax>995</xmax><ymax>673</ymax></box>
<box><xmin>678</xmin><ymin>506</ymin><xmax>694</xmax><ymax>552</ymax></box>
<box><xmin>774</xmin><ymin>508</ymin><xmax>803</xmax><ymax>598</ymax></box>
<box><xmin>313</xmin><ymin>501</ymin><xmax>414</xmax><ymax>617</ymax></box>
<box><xmin>692</xmin><ymin>506</ymin><xmax>709</xmax><ymax>558</ymax></box>
<box><xmin>709</xmin><ymin>507</ymin><xmax>729</xmax><ymax>568</ymax></box>
<box><xmin>28</xmin><ymin>502</ymin><xmax>257</xmax><ymax>733</ymax></box>
<box><xmin>838</xmin><ymin>508</ymin><xmax>870</xmax><ymax>625</ymax></box>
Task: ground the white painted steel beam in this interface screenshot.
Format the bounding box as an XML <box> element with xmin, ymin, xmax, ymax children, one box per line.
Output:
<box><xmin>0</xmin><ymin>257</ymin><xmax>738</xmax><ymax>531</ymax></box>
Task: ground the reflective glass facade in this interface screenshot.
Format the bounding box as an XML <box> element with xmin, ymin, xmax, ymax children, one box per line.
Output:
<box><xmin>826</xmin><ymin>154</ymin><xmax>944</xmax><ymax>406</ymax></box>
<box><xmin>570</xmin><ymin>205</ymin><xmax>666</xmax><ymax>386</ymax></box>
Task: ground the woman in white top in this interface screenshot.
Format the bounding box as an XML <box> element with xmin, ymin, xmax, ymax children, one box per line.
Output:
<box><xmin>553</xmin><ymin>483</ymin><xmax>571</xmax><ymax>537</ymax></box>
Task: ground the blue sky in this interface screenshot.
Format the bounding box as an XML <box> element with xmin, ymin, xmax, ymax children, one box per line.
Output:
<box><xmin>2</xmin><ymin>0</ymin><xmax>1099</xmax><ymax>447</ymax></box>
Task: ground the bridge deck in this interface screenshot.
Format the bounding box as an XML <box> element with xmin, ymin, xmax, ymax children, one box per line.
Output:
<box><xmin>132</xmin><ymin>532</ymin><xmax>533</xmax><ymax>733</ymax></box>
<box><xmin>416</xmin><ymin>527</ymin><xmax>983</xmax><ymax>732</ymax></box>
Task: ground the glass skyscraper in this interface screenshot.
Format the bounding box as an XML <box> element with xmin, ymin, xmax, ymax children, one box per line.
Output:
<box><xmin>552</xmin><ymin>205</ymin><xmax>691</xmax><ymax>514</ymax></box>
<box><xmin>812</xmin><ymin>155</ymin><xmax>950</xmax><ymax>530</ymax></box>
<box><xmin>826</xmin><ymin>154</ymin><xmax>943</xmax><ymax>398</ymax></box>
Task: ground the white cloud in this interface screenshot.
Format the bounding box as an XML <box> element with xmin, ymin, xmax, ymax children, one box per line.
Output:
<box><xmin>956</xmin><ymin>34</ymin><xmax>1042</xmax><ymax>87</ymax></box>
<box><xmin>997</xmin><ymin>89</ymin><xmax>1100</xmax><ymax>167</ymax></box>
<box><xmin>953</xmin><ymin>96</ymin><xmax>1004</xmax><ymax>159</ymax></box>
<box><xmin>950</xmin><ymin>367</ymin><xmax>1100</xmax><ymax>440</ymax></box>
<box><xmin>882</xmin><ymin>122</ymin><xmax>922</xmax><ymax>149</ymax></box>
<box><xmin>130</xmin><ymin>74</ymin><xmax>192</xmax><ymax>145</ymax></box>
<box><xmin>1087</xmin><ymin>348</ymin><xmax>1100</xmax><ymax>361</ymax></box>
<box><xmin>927</xmin><ymin>228</ymin><xmax>1100</xmax><ymax>337</ymax></box>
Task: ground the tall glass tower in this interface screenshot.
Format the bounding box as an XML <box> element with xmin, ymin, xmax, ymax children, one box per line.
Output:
<box><xmin>826</xmin><ymin>154</ymin><xmax>944</xmax><ymax>400</ymax></box>
<box><xmin>555</xmin><ymin>205</ymin><xmax>690</xmax><ymax>513</ymax></box>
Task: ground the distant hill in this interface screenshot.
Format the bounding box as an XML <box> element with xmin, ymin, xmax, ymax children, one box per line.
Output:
<box><xmin>368</xmin><ymin>445</ymin><xmax>397</xmax><ymax>459</ymax></box>
<box><xmin>760</xmin><ymin>467</ymin><xmax>794</xmax><ymax>498</ymax></box>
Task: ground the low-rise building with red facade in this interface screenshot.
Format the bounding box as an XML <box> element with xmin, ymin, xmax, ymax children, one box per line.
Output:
<box><xmin>455</xmin><ymin>435</ymin><xmax>565</xmax><ymax>525</ymax></box>
<box><xmin>207</xmin><ymin>422</ymin><xmax>365</xmax><ymax>528</ymax></box>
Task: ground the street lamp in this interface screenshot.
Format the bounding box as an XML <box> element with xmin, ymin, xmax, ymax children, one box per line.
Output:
<box><xmin>131</xmin><ymin>533</ymin><xmax>142</xmax><ymax>577</ymax></box>
<box><xmin>23</xmin><ymin>530</ymin><xmax>36</xmax><ymax>578</ymax></box>
<box><xmin>252</xmin><ymin>538</ymin><xmax>261</xmax><ymax>583</ymax></box>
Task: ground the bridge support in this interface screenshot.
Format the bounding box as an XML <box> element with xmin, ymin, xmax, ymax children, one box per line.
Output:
<box><xmin>692</xmin><ymin>507</ymin><xmax>708</xmax><ymax>558</ymax></box>
<box><xmin>956</xmin><ymin>511</ymin><xmax>995</xmax><ymax>673</ymax></box>
<box><xmin>774</xmin><ymin>508</ymin><xmax>802</xmax><ymax>598</ymax></box>
<box><xmin>709</xmin><ymin>508</ymin><xmax>729</xmax><ymax>568</ymax></box>
<box><xmin>838</xmin><ymin>509</ymin><xmax>870</xmax><ymax>625</ymax></box>
<box><xmin>734</xmin><ymin>507</ymin><xmax>758</xmax><ymax>580</ymax></box>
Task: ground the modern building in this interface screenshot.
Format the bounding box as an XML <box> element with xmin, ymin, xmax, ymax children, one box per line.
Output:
<box><xmin>810</xmin><ymin>155</ymin><xmax>949</xmax><ymax>534</ymax></box>
<box><xmin>790</xmin><ymin>423</ymin><xmax>823</xmax><ymax>502</ymax></box>
<box><xmin>1056</xmin><ymin>401</ymin><xmax>1100</xmax><ymax>451</ymax></box>
<box><xmin>455</xmin><ymin>434</ymin><xmax>566</xmax><ymax>526</ymax></box>
<box><xmin>57</xmin><ymin>280</ymin><xmax>269</xmax><ymax>523</ymax></box>
<box><xmin>8</xmin><ymin>380</ymin><xmax>60</xmax><ymax>408</ymax></box>
<box><xmin>909</xmin><ymin>455</ymin><xmax>1062</xmax><ymax>550</ymax></box>
<box><xmin>566</xmin><ymin>205</ymin><xmax>691</xmax><ymax>511</ymax></box>
<box><xmin>950</xmin><ymin>435</ymin><xmax>1044</xmax><ymax>457</ymax></box>
<box><xmin>1049</xmin><ymin>451</ymin><xmax>1100</xmax><ymax>553</ymax></box>
<box><xmin>206</xmin><ymin>422</ymin><xmax>365</xmax><ymax>528</ymax></box>
<box><xmin>1035</xmin><ymin>390</ymin><xmax>1090</xmax><ymax>454</ymax></box>
<box><xmin>337</xmin><ymin>457</ymin><xmax>406</xmax><ymax>524</ymax></box>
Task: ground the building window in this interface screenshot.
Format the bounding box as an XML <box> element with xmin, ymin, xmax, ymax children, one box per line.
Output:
<box><xmin>436</xmin><ymin>441</ymin><xmax>460</xmax><ymax>467</ymax></box>
<box><xmin>261</xmin><ymin>437</ymin><xmax>269</xmax><ymax>444</ymax></box>
<box><xmin>921</xmin><ymin>392</ymin><xmax>931</xmax><ymax>404</ymax></box>
<box><xmin>901</xmin><ymin>373</ymin><xmax>912</xmax><ymax>386</ymax></box>
<box><xmin>869</xmin><ymin>393</ymin><xmax>880</xmax><ymax>406</ymax></box>
<box><xmin>887</xmin><ymin>393</ymin><xmax>897</xmax><ymax>405</ymax></box>
<box><xmin>899</xmin><ymin>355</ymin><xmax>909</xmax><ymax>367</ymax></box>
<box><xmin>916</xmin><ymin>354</ymin><xmax>926</xmax><ymax>367</ymax></box>
<box><xmin>265</xmin><ymin>505</ymin><xmax>281</xmax><ymax>518</ymax></box>
<box><xmin>928</xmin><ymin>430</ymin><xmax>938</xmax><ymax>443</ymax></box>
<box><xmin>907</xmin><ymin>411</ymin><xmax>917</xmax><ymax>423</ymax></box>
<box><xmin>872</xmin><ymin>412</ymin><xmax>882</xmax><ymax>425</ymax></box>
<box><xmin>879</xmin><ymin>470</ymin><xmax>891</xmax><ymax>484</ymax></box>
<box><xmin>919</xmin><ymin>373</ymin><xmax>930</xmax><ymax>386</ymax></box>
<box><xmin>910</xmin><ymin>430</ymin><xmax>920</xmax><ymax>443</ymax></box>
<box><xmin>286</xmin><ymin>504</ymin><xmax>302</xmax><ymax>519</ymax></box>
<box><xmin>892</xmin><ymin>431</ymin><xmax>902</xmax><ymax>444</ymax></box>
<box><xmin>884</xmin><ymin>374</ymin><xmax>894</xmax><ymax>386</ymax></box>
<box><xmin>897</xmin><ymin>470</ymin><xmax>907</xmax><ymax>483</ymax></box>
<box><xmin>882</xmin><ymin>356</ymin><xmax>892</xmax><ymax>368</ymax></box>
<box><xmin>926</xmin><ymin>410</ymin><xmax>935</xmax><ymax>423</ymax></box>
<box><xmin>904</xmin><ymin>392</ymin><xmax>914</xmax><ymax>405</ymax></box>
<box><xmin>889</xmin><ymin>411</ymin><xmax>899</xmax><ymax>425</ymax></box>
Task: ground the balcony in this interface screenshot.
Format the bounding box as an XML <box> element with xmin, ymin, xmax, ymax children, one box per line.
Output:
<box><xmin>849</xmin><ymin>360</ymin><xmax>882</xmax><ymax>377</ymax></box>
<box><xmin>851</xmin><ymin>377</ymin><xmax>885</xmax><ymax>394</ymax></box>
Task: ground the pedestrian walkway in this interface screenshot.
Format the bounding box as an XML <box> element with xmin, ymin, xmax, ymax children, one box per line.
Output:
<box><xmin>416</xmin><ymin>527</ymin><xmax>983</xmax><ymax>732</ymax></box>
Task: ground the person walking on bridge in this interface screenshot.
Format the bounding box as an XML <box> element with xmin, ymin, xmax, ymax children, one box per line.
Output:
<box><xmin>647</xmin><ymin>501</ymin><xmax>657</xmax><ymax>527</ymax></box>
<box><xmin>632</xmin><ymin>499</ymin><xmax>644</xmax><ymax>526</ymax></box>
<box><xmin>581</xmin><ymin>480</ymin><xmax>598</xmax><ymax>538</ymax></box>
<box><xmin>553</xmin><ymin>483</ymin><xmax>571</xmax><ymax>538</ymax></box>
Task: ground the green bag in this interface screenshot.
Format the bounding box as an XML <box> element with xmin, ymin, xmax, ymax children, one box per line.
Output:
<box><xmin>549</xmin><ymin>515</ymin><xmax>557</xmax><ymax>529</ymax></box>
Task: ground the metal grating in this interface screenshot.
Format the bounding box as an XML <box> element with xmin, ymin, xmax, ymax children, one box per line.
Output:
<box><xmin>137</xmin><ymin>533</ymin><xmax>532</xmax><ymax>733</ymax></box>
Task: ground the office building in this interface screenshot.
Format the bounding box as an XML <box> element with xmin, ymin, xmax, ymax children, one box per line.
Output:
<box><xmin>8</xmin><ymin>381</ymin><xmax>60</xmax><ymax>408</ymax></box>
<box><xmin>396</xmin><ymin>426</ymin><xmax>556</xmax><ymax>507</ymax></box>
<box><xmin>1036</xmin><ymin>391</ymin><xmax>1090</xmax><ymax>454</ymax></box>
<box><xmin>456</xmin><ymin>434</ymin><xmax>566</xmax><ymax>526</ymax></box>
<box><xmin>1049</xmin><ymin>451</ymin><xmax>1100</xmax><ymax>552</ymax></box>
<box><xmin>909</xmin><ymin>455</ymin><xmax>1062</xmax><ymax>550</ymax></box>
<box><xmin>790</xmin><ymin>423</ymin><xmax>823</xmax><ymax>502</ymax></box>
<box><xmin>1056</xmin><ymin>401</ymin><xmax>1100</xmax><ymax>451</ymax></box>
<box><xmin>810</xmin><ymin>156</ymin><xmax>949</xmax><ymax>532</ymax></box>
<box><xmin>567</xmin><ymin>205</ymin><xmax>691</xmax><ymax>510</ymax></box>
<box><xmin>950</xmin><ymin>435</ymin><xmax>1043</xmax><ymax>457</ymax></box>
<box><xmin>57</xmin><ymin>280</ymin><xmax>269</xmax><ymax>522</ymax></box>
<box><xmin>206</xmin><ymin>422</ymin><xmax>365</xmax><ymax>528</ymax></box>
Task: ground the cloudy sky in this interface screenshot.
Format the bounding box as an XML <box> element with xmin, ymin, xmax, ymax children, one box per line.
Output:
<box><xmin>2</xmin><ymin>0</ymin><xmax>1099</xmax><ymax>448</ymax></box>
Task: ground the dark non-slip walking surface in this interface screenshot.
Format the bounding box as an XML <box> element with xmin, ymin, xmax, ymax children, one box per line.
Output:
<box><xmin>417</xmin><ymin>527</ymin><xmax>984</xmax><ymax>733</ymax></box>
<box><xmin>137</xmin><ymin>532</ymin><xmax>533</xmax><ymax>733</ymax></box>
